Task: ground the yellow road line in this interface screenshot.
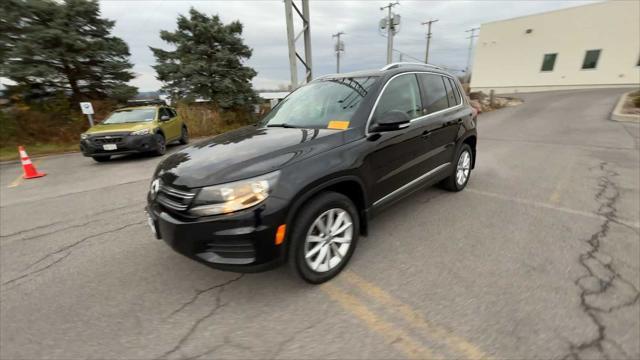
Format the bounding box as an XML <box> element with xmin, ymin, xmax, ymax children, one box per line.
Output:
<box><xmin>322</xmin><ymin>282</ymin><xmax>436</xmax><ymax>360</ymax></box>
<box><xmin>342</xmin><ymin>271</ymin><xmax>489</xmax><ymax>360</ymax></box>
<box><xmin>549</xmin><ymin>156</ymin><xmax>575</xmax><ymax>204</ymax></box>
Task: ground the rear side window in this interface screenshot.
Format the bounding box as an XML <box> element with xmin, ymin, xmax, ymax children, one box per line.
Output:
<box><xmin>418</xmin><ymin>73</ymin><xmax>448</xmax><ymax>114</ymax></box>
<box><xmin>443</xmin><ymin>77</ymin><xmax>459</xmax><ymax>107</ymax></box>
<box><xmin>160</xmin><ymin>108</ymin><xmax>172</xmax><ymax>118</ymax></box>
<box><xmin>448</xmin><ymin>78</ymin><xmax>461</xmax><ymax>106</ymax></box>
<box><xmin>373</xmin><ymin>74</ymin><xmax>422</xmax><ymax>121</ymax></box>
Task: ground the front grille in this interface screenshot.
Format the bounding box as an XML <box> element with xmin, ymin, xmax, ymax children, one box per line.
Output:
<box><xmin>93</xmin><ymin>136</ymin><xmax>123</xmax><ymax>144</ymax></box>
<box><xmin>156</xmin><ymin>185</ymin><xmax>195</xmax><ymax>211</ymax></box>
<box><xmin>197</xmin><ymin>238</ymin><xmax>256</xmax><ymax>265</ymax></box>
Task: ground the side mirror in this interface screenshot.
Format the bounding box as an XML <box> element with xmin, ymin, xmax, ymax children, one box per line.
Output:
<box><xmin>371</xmin><ymin>110</ymin><xmax>411</xmax><ymax>132</ymax></box>
<box><xmin>160</xmin><ymin>115</ymin><xmax>171</xmax><ymax>121</ymax></box>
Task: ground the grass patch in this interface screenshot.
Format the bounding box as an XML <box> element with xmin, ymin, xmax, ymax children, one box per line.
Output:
<box><xmin>0</xmin><ymin>142</ymin><xmax>79</xmax><ymax>161</ymax></box>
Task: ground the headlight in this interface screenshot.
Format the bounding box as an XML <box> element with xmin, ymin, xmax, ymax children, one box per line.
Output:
<box><xmin>80</xmin><ymin>133</ymin><xmax>89</xmax><ymax>140</ymax></box>
<box><xmin>189</xmin><ymin>171</ymin><xmax>280</xmax><ymax>216</ymax></box>
<box><xmin>131</xmin><ymin>128</ymin><xmax>152</xmax><ymax>136</ymax></box>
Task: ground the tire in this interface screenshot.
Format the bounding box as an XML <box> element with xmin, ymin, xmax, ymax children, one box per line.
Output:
<box><xmin>179</xmin><ymin>126</ymin><xmax>189</xmax><ymax>145</ymax></box>
<box><xmin>92</xmin><ymin>155</ymin><xmax>111</xmax><ymax>162</ymax></box>
<box><xmin>441</xmin><ymin>143</ymin><xmax>473</xmax><ymax>192</ymax></box>
<box><xmin>288</xmin><ymin>191</ymin><xmax>359</xmax><ymax>284</ymax></box>
<box><xmin>154</xmin><ymin>133</ymin><xmax>166</xmax><ymax>156</ymax></box>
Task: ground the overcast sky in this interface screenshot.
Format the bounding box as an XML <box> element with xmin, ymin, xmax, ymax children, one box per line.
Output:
<box><xmin>98</xmin><ymin>0</ymin><xmax>598</xmax><ymax>91</ymax></box>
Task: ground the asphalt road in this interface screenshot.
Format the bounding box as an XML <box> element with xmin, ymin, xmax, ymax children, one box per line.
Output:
<box><xmin>1</xmin><ymin>88</ymin><xmax>639</xmax><ymax>360</ymax></box>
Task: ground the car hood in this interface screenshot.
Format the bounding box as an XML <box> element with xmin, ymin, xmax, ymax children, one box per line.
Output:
<box><xmin>156</xmin><ymin>125</ymin><xmax>347</xmax><ymax>188</ymax></box>
<box><xmin>86</xmin><ymin>122</ymin><xmax>153</xmax><ymax>134</ymax></box>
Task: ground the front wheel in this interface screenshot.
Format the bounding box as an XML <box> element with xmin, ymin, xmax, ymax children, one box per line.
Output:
<box><xmin>441</xmin><ymin>144</ymin><xmax>473</xmax><ymax>191</ymax></box>
<box><xmin>289</xmin><ymin>192</ymin><xmax>359</xmax><ymax>284</ymax></box>
<box><xmin>179</xmin><ymin>126</ymin><xmax>189</xmax><ymax>145</ymax></box>
<box><xmin>154</xmin><ymin>134</ymin><xmax>166</xmax><ymax>156</ymax></box>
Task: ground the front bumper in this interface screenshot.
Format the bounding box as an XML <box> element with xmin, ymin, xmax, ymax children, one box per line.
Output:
<box><xmin>146</xmin><ymin>196</ymin><xmax>289</xmax><ymax>272</ymax></box>
<box><xmin>80</xmin><ymin>133</ymin><xmax>158</xmax><ymax>157</ymax></box>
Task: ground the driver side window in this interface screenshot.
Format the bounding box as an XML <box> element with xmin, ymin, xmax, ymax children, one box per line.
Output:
<box><xmin>373</xmin><ymin>74</ymin><xmax>422</xmax><ymax>122</ymax></box>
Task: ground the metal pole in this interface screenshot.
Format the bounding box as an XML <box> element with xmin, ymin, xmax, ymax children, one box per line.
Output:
<box><xmin>284</xmin><ymin>0</ymin><xmax>298</xmax><ymax>88</ymax></box>
<box><xmin>301</xmin><ymin>0</ymin><xmax>312</xmax><ymax>82</ymax></box>
<box><xmin>465</xmin><ymin>27</ymin><xmax>479</xmax><ymax>75</ymax></box>
<box><xmin>87</xmin><ymin>114</ymin><xmax>94</xmax><ymax>127</ymax></box>
<box><xmin>332</xmin><ymin>32</ymin><xmax>344</xmax><ymax>73</ymax></box>
<box><xmin>386</xmin><ymin>5</ymin><xmax>393</xmax><ymax>64</ymax></box>
<box><xmin>421</xmin><ymin>19</ymin><xmax>438</xmax><ymax>63</ymax></box>
<box><xmin>380</xmin><ymin>2</ymin><xmax>398</xmax><ymax>65</ymax></box>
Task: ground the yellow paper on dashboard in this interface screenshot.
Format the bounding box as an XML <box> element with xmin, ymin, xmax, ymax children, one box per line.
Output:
<box><xmin>327</xmin><ymin>120</ymin><xmax>350</xmax><ymax>130</ymax></box>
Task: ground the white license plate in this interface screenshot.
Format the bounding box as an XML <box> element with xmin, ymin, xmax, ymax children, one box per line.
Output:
<box><xmin>103</xmin><ymin>144</ymin><xmax>117</xmax><ymax>151</ymax></box>
<box><xmin>147</xmin><ymin>216</ymin><xmax>157</xmax><ymax>236</ymax></box>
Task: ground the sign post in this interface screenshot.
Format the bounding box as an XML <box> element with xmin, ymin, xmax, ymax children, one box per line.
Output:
<box><xmin>79</xmin><ymin>102</ymin><xmax>95</xmax><ymax>127</ymax></box>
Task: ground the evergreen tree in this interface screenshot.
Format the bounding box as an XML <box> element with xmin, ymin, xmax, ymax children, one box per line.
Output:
<box><xmin>151</xmin><ymin>9</ymin><xmax>257</xmax><ymax>108</ymax></box>
<box><xmin>0</xmin><ymin>0</ymin><xmax>137</xmax><ymax>102</ymax></box>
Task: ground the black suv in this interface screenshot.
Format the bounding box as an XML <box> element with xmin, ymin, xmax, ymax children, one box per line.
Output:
<box><xmin>146</xmin><ymin>63</ymin><xmax>477</xmax><ymax>283</ymax></box>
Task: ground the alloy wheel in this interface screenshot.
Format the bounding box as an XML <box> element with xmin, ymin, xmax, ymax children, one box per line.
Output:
<box><xmin>304</xmin><ymin>208</ymin><xmax>353</xmax><ymax>273</ymax></box>
<box><xmin>456</xmin><ymin>150</ymin><xmax>471</xmax><ymax>186</ymax></box>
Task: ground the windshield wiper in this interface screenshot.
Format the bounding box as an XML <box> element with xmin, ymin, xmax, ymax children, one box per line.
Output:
<box><xmin>267</xmin><ymin>123</ymin><xmax>299</xmax><ymax>128</ymax></box>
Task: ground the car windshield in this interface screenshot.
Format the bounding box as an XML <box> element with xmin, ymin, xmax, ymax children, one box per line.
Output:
<box><xmin>102</xmin><ymin>109</ymin><xmax>157</xmax><ymax>124</ymax></box>
<box><xmin>262</xmin><ymin>76</ymin><xmax>378</xmax><ymax>129</ymax></box>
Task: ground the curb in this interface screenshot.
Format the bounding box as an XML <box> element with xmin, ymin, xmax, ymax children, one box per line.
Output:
<box><xmin>611</xmin><ymin>91</ymin><xmax>640</xmax><ymax>123</ymax></box>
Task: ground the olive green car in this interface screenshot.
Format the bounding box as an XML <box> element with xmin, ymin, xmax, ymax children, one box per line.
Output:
<box><xmin>80</xmin><ymin>101</ymin><xmax>188</xmax><ymax>162</ymax></box>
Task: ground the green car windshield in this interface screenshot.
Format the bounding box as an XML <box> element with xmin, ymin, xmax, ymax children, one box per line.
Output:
<box><xmin>262</xmin><ymin>76</ymin><xmax>378</xmax><ymax>129</ymax></box>
<box><xmin>102</xmin><ymin>109</ymin><xmax>157</xmax><ymax>124</ymax></box>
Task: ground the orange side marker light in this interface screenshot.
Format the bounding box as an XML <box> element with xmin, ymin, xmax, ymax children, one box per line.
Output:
<box><xmin>275</xmin><ymin>224</ymin><xmax>286</xmax><ymax>245</ymax></box>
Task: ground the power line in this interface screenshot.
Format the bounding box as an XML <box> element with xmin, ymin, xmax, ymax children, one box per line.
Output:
<box><xmin>421</xmin><ymin>19</ymin><xmax>438</xmax><ymax>63</ymax></box>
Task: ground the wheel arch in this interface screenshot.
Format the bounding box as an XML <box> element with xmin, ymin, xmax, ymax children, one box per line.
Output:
<box><xmin>460</xmin><ymin>134</ymin><xmax>477</xmax><ymax>169</ymax></box>
<box><xmin>285</xmin><ymin>176</ymin><xmax>369</xmax><ymax>245</ymax></box>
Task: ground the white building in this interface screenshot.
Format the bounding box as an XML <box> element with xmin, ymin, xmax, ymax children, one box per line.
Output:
<box><xmin>470</xmin><ymin>1</ymin><xmax>640</xmax><ymax>94</ymax></box>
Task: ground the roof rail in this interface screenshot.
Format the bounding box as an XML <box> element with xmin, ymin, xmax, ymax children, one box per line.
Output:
<box><xmin>379</xmin><ymin>62</ymin><xmax>443</xmax><ymax>71</ymax></box>
<box><xmin>125</xmin><ymin>99</ymin><xmax>167</xmax><ymax>106</ymax></box>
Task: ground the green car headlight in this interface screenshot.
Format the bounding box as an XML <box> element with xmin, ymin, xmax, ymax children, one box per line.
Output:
<box><xmin>190</xmin><ymin>171</ymin><xmax>280</xmax><ymax>216</ymax></box>
<box><xmin>130</xmin><ymin>128</ymin><xmax>152</xmax><ymax>136</ymax></box>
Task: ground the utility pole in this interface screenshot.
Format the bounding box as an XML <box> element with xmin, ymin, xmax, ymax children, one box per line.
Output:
<box><xmin>284</xmin><ymin>0</ymin><xmax>312</xmax><ymax>89</ymax></box>
<box><xmin>332</xmin><ymin>32</ymin><xmax>345</xmax><ymax>73</ymax></box>
<box><xmin>380</xmin><ymin>1</ymin><xmax>400</xmax><ymax>64</ymax></box>
<box><xmin>421</xmin><ymin>19</ymin><xmax>438</xmax><ymax>63</ymax></box>
<box><xmin>465</xmin><ymin>27</ymin><xmax>480</xmax><ymax>77</ymax></box>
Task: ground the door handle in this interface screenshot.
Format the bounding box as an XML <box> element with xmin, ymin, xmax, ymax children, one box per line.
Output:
<box><xmin>421</xmin><ymin>130</ymin><xmax>431</xmax><ymax>139</ymax></box>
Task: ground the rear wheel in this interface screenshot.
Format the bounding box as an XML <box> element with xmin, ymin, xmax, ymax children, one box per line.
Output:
<box><xmin>179</xmin><ymin>126</ymin><xmax>189</xmax><ymax>145</ymax></box>
<box><xmin>441</xmin><ymin>144</ymin><xmax>472</xmax><ymax>191</ymax></box>
<box><xmin>92</xmin><ymin>155</ymin><xmax>111</xmax><ymax>162</ymax></box>
<box><xmin>289</xmin><ymin>192</ymin><xmax>359</xmax><ymax>284</ymax></box>
<box><xmin>154</xmin><ymin>134</ymin><xmax>166</xmax><ymax>156</ymax></box>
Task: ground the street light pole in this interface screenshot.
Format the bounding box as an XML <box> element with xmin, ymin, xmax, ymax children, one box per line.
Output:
<box><xmin>465</xmin><ymin>27</ymin><xmax>480</xmax><ymax>75</ymax></box>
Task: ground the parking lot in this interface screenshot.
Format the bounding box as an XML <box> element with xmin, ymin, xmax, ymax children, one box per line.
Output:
<box><xmin>1</xmin><ymin>88</ymin><xmax>638</xmax><ymax>359</ymax></box>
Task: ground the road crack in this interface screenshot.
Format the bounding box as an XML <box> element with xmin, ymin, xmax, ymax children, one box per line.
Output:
<box><xmin>564</xmin><ymin>162</ymin><xmax>640</xmax><ymax>360</ymax></box>
<box><xmin>2</xmin><ymin>220</ymin><xmax>145</xmax><ymax>287</ymax></box>
<box><xmin>158</xmin><ymin>274</ymin><xmax>245</xmax><ymax>359</ymax></box>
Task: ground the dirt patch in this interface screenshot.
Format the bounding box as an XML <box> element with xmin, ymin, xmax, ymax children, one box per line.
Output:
<box><xmin>468</xmin><ymin>91</ymin><xmax>523</xmax><ymax>113</ymax></box>
<box><xmin>621</xmin><ymin>90</ymin><xmax>640</xmax><ymax>116</ymax></box>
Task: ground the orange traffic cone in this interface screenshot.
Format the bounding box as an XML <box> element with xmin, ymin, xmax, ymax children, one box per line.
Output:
<box><xmin>18</xmin><ymin>146</ymin><xmax>46</xmax><ymax>179</ymax></box>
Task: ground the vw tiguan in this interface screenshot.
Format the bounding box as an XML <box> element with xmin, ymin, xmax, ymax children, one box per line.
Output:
<box><xmin>146</xmin><ymin>63</ymin><xmax>477</xmax><ymax>283</ymax></box>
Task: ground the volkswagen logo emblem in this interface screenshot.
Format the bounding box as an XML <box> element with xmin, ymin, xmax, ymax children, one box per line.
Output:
<box><xmin>150</xmin><ymin>179</ymin><xmax>161</xmax><ymax>199</ymax></box>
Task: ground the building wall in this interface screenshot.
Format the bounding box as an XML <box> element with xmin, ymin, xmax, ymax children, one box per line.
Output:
<box><xmin>470</xmin><ymin>1</ymin><xmax>640</xmax><ymax>94</ymax></box>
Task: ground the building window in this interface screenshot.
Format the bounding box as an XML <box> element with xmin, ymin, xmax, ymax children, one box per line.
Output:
<box><xmin>541</xmin><ymin>53</ymin><xmax>557</xmax><ymax>71</ymax></box>
<box><xmin>582</xmin><ymin>49</ymin><xmax>601</xmax><ymax>69</ymax></box>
